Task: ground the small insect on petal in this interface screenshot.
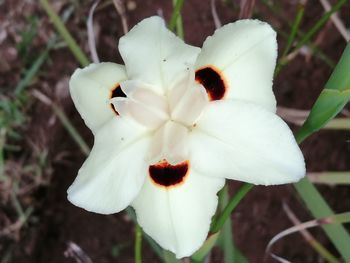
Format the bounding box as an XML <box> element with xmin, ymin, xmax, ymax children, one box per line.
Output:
<box><xmin>110</xmin><ymin>84</ymin><xmax>126</xmax><ymax>115</ymax></box>
<box><xmin>149</xmin><ymin>160</ymin><xmax>189</xmax><ymax>188</ymax></box>
<box><xmin>195</xmin><ymin>66</ymin><xmax>227</xmax><ymax>101</ymax></box>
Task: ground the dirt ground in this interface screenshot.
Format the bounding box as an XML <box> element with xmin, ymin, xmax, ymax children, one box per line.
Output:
<box><xmin>1</xmin><ymin>0</ymin><xmax>350</xmax><ymax>262</ymax></box>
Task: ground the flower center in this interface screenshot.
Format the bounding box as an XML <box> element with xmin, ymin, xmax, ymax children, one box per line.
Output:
<box><xmin>110</xmin><ymin>71</ymin><xmax>209</xmax><ymax>166</ymax></box>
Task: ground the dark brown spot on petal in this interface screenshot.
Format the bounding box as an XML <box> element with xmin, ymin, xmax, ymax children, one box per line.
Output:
<box><xmin>149</xmin><ymin>161</ymin><xmax>189</xmax><ymax>188</ymax></box>
<box><xmin>195</xmin><ymin>66</ymin><xmax>227</xmax><ymax>101</ymax></box>
<box><xmin>110</xmin><ymin>84</ymin><xmax>126</xmax><ymax>115</ymax></box>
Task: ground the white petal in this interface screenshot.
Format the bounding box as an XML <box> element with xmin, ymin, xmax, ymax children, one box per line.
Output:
<box><xmin>111</xmin><ymin>83</ymin><xmax>169</xmax><ymax>129</ymax></box>
<box><xmin>119</xmin><ymin>80</ymin><xmax>158</xmax><ymax>98</ymax></box>
<box><xmin>70</xmin><ymin>62</ymin><xmax>127</xmax><ymax>132</ymax></box>
<box><xmin>169</xmin><ymin>70</ymin><xmax>209</xmax><ymax>126</ymax></box>
<box><xmin>189</xmin><ymin>100</ymin><xmax>305</xmax><ymax>185</ymax></box>
<box><xmin>132</xmin><ymin>167</ymin><xmax>225</xmax><ymax>258</ymax></box>
<box><xmin>195</xmin><ymin>20</ymin><xmax>277</xmax><ymax>112</ymax></box>
<box><xmin>147</xmin><ymin>121</ymin><xmax>189</xmax><ymax>165</ymax></box>
<box><xmin>67</xmin><ymin>118</ymin><xmax>150</xmax><ymax>214</ymax></box>
<box><xmin>120</xmin><ymin>81</ymin><xmax>169</xmax><ymax>115</ymax></box>
<box><xmin>118</xmin><ymin>16</ymin><xmax>200</xmax><ymax>93</ymax></box>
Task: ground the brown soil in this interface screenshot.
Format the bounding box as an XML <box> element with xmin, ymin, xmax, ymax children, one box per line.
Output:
<box><xmin>1</xmin><ymin>0</ymin><xmax>350</xmax><ymax>263</ymax></box>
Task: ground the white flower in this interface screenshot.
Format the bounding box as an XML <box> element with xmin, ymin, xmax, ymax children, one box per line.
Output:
<box><xmin>68</xmin><ymin>16</ymin><xmax>305</xmax><ymax>258</ymax></box>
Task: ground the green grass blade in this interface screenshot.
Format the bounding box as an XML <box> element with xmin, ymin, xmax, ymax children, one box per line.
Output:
<box><xmin>234</xmin><ymin>249</ymin><xmax>249</xmax><ymax>263</ymax></box>
<box><xmin>292</xmin><ymin>0</ymin><xmax>347</xmax><ymax>53</ymax></box>
<box><xmin>171</xmin><ymin>0</ymin><xmax>184</xmax><ymax>39</ymax></box>
<box><xmin>262</xmin><ymin>0</ymin><xmax>336</xmax><ymax>69</ymax></box>
<box><xmin>15</xmin><ymin>50</ymin><xmax>48</xmax><ymax>95</ymax></box>
<box><xmin>310</xmin><ymin>240</ymin><xmax>339</xmax><ymax>263</ymax></box>
<box><xmin>275</xmin><ymin>3</ymin><xmax>305</xmax><ymax>74</ymax></box>
<box><xmin>15</xmin><ymin>39</ymin><xmax>55</xmax><ymax>95</ymax></box>
<box><xmin>168</xmin><ymin>0</ymin><xmax>185</xmax><ymax>34</ymax></box>
<box><xmin>294</xmin><ymin>179</ymin><xmax>350</xmax><ymax>261</ymax></box>
<box><xmin>40</xmin><ymin>0</ymin><xmax>90</xmax><ymax>67</ymax></box>
<box><xmin>283</xmin><ymin>4</ymin><xmax>305</xmax><ymax>56</ymax></box>
<box><xmin>296</xmin><ymin>42</ymin><xmax>350</xmax><ymax>142</ymax></box>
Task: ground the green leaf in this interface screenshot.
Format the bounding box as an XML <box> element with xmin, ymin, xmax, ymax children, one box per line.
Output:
<box><xmin>297</xmin><ymin>88</ymin><xmax>350</xmax><ymax>142</ymax></box>
<box><xmin>294</xmin><ymin>42</ymin><xmax>350</xmax><ymax>262</ymax></box>
<box><xmin>296</xmin><ymin>42</ymin><xmax>350</xmax><ymax>142</ymax></box>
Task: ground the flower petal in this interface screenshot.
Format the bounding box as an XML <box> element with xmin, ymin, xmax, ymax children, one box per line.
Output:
<box><xmin>118</xmin><ymin>16</ymin><xmax>200</xmax><ymax>94</ymax></box>
<box><xmin>132</xmin><ymin>166</ymin><xmax>225</xmax><ymax>258</ymax></box>
<box><xmin>169</xmin><ymin>70</ymin><xmax>209</xmax><ymax>126</ymax></box>
<box><xmin>70</xmin><ymin>62</ymin><xmax>127</xmax><ymax>132</ymax></box>
<box><xmin>189</xmin><ymin>100</ymin><xmax>305</xmax><ymax>185</ymax></box>
<box><xmin>111</xmin><ymin>81</ymin><xmax>169</xmax><ymax>129</ymax></box>
<box><xmin>195</xmin><ymin>20</ymin><xmax>277</xmax><ymax>112</ymax></box>
<box><xmin>67</xmin><ymin>118</ymin><xmax>150</xmax><ymax>214</ymax></box>
<box><xmin>147</xmin><ymin>121</ymin><xmax>189</xmax><ymax>165</ymax></box>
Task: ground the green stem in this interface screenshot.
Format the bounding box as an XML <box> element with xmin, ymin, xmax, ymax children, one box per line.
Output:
<box><xmin>220</xmin><ymin>186</ymin><xmax>235</xmax><ymax>263</ymax></box>
<box><xmin>135</xmin><ymin>224</ymin><xmax>142</xmax><ymax>263</ymax></box>
<box><xmin>210</xmin><ymin>184</ymin><xmax>253</xmax><ymax>233</ymax></box>
<box><xmin>172</xmin><ymin>0</ymin><xmax>184</xmax><ymax>39</ymax></box>
<box><xmin>40</xmin><ymin>0</ymin><xmax>90</xmax><ymax>67</ymax></box>
<box><xmin>168</xmin><ymin>0</ymin><xmax>185</xmax><ymax>34</ymax></box>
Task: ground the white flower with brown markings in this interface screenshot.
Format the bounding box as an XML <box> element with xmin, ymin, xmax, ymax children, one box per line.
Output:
<box><xmin>68</xmin><ymin>16</ymin><xmax>305</xmax><ymax>258</ymax></box>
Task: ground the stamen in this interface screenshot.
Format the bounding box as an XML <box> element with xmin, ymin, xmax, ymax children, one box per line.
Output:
<box><xmin>195</xmin><ymin>66</ymin><xmax>227</xmax><ymax>101</ymax></box>
<box><xmin>110</xmin><ymin>84</ymin><xmax>126</xmax><ymax>114</ymax></box>
<box><xmin>149</xmin><ymin>160</ymin><xmax>189</xmax><ymax>188</ymax></box>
